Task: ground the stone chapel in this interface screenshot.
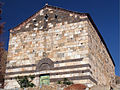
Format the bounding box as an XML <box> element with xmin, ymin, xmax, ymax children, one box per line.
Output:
<box><xmin>5</xmin><ymin>4</ymin><xmax>115</xmax><ymax>89</ymax></box>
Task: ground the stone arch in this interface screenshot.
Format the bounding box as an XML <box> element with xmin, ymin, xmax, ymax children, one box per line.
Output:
<box><xmin>36</xmin><ymin>58</ymin><xmax>54</xmax><ymax>71</ymax></box>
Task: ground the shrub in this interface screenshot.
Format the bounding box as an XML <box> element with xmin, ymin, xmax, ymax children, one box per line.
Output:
<box><xmin>16</xmin><ymin>75</ymin><xmax>35</xmax><ymax>88</ymax></box>
<box><xmin>57</xmin><ymin>78</ymin><xmax>73</xmax><ymax>85</ymax></box>
<box><xmin>57</xmin><ymin>80</ymin><xmax>62</xmax><ymax>84</ymax></box>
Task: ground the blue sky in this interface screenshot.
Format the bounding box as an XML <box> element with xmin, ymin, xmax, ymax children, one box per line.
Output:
<box><xmin>0</xmin><ymin>0</ymin><xmax>119</xmax><ymax>76</ymax></box>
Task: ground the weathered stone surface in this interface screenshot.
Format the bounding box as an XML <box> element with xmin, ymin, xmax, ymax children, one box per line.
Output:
<box><xmin>90</xmin><ymin>85</ymin><xmax>111</xmax><ymax>90</ymax></box>
<box><xmin>5</xmin><ymin>5</ymin><xmax>115</xmax><ymax>89</ymax></box>
<box><xmin>87</xmin><ymin>21</ymin><xmax>115</xmax><ymax>85</ymax></box>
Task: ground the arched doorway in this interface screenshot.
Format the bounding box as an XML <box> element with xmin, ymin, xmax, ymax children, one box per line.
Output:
<box><xmin>36</xmin><ymin>58</ymin><xmax>54</xmax><ymax>86</ymax></box>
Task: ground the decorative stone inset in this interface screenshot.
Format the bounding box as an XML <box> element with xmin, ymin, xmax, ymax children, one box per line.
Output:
<box><xmin>36</xmin><ymin>58</ymin><xmax>54</xmax><ymax>71</ymax></box>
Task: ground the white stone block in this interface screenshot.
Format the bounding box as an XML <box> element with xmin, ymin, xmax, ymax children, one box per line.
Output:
<box><xmin>40</xmin><ymin>10</ymin><xmax>44</xmax><ymax>15</ymax></box>
<box><xmin>33</xmin><ymin>18</ymin><xmax>36</xmax><ymax>21</ymax></box>
<box><xmin>79</xmin><ymin>25</ymin><xmax>82</xmax><ymax>28</ymax></box>
<box><xmin>12</xmin><ymin>37</ymin><xmax>17</xmax><ymax>40</ymax></box>
<box><xmin>25</xmin><ymin>25</ymin><xmax>29</xmax><ymax>28</ymax></box>
<box><xmin>38</xmin><ymin>52</ymin><xmax>42</xmax><ymax>56</ymax></box>
<box><xmin>35</xmin><ymin>23</ymin><xmax>39</xmax><ymax>26</ymax></box>
<box><xmin>69</xmin><ymin>13</ymin><xmax>73</xmax><ymax>16</ymax></box>
<box><xmin>33</xmin><ymin>28</ymin><xmax>38</xmax><ymax>30</ymax></box>
<box><xmin>32</xmin><ymin>33</ymin><xmax>36</xmax><ymax>36</ymax></box>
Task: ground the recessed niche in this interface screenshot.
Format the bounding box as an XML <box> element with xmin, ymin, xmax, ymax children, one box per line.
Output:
<box><xmin>45</xmin><ymin>14</ymin><xmax>48</xmax><ymax>19</ymax></box>
<box><xmin>33</xmin><ymin>19</ymin><xmax>37</xmax><ymax>22</ymax></box>
<box><xmin>33</xmin><ymin>37</ymin><xmax>35</xmax><ymax>39</ymax></box>
<box><xmin>71</xmin><ymin>38</ymin><xmax>73</xmax><ymax>40</ymax></box>
<box><xmin>33</xmin><ymin>50</ymin><xmax>35</xmax><ymax>52</ymax></box>
<box><xmin>55</xmin><ymin>14</ymin><xmax>58</xmax><ymax>19</ymax></box>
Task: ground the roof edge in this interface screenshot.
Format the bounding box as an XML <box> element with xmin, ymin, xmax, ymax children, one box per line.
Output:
<box><xmin>9</xmin><ymin>5</ymin><xmax>48</xmax><ymax>31</ymax></box>
<box><xmin>9</xmin><ymin>5</ymin><xmax>87</xmax><ymax>31</ymax></box>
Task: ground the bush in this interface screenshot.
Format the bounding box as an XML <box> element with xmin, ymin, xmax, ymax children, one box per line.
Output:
<box><xmin>16</xmin><ymin>75</ymin><xmax>35</xmax><ymax>88</ymax></box>
<box><xmin>57</xmin><ymin>80</ymin><xmax>62</xmax><ymax>84</ymax></box>
<box><xmin>57</xmin><ymin>78</ymin><xmax>73</xmax><ymax>85</ymax></box>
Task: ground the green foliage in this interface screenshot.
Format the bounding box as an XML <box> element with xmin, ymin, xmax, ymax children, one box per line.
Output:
<box><xmin>57</xmin><ymin>80</ymin><xmax>62</xmax><ymax>84</ymax></box>
<box><xmin>57</xmin><ymin>78</ymin><xmax>73</xmax><ymax>85</ymax></box>
<box><xmin>16</xmin><ymin>75</ymin><xmax>35</xmax><ymax>88</ymax></box>
<box><xmin>63</xmin><ymin>78</ymin><xmax>68</xmax><ymax>82</ymax></box>
<box><xmin>63</xmin><ymin>81</ymin><xmax>73</xmax><ymax>85</ymax></box>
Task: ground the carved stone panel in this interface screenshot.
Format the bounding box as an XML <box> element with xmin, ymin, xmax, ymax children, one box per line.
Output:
<box><xmin>36</xmin><ymin>58</ymin><xmax>54</xmax><ymax>71</ymax></box>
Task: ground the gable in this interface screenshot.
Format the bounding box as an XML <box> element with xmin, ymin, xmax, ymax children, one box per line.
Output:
<box><xmin>10</xmin><ymin>5</ymin><xmax>88</xmax><ymax>33</ymax></box>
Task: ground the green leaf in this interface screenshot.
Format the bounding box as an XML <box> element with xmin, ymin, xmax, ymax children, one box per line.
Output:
<box><xmin>15</xmin><ymin>75</ymin><xmax>35</xmax><ymax>88</ymax></box>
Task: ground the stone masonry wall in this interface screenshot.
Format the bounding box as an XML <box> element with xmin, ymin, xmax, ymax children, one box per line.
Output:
<box><xmin>5</xmin><ymin>6</ymin><xmax>93</xmax><ymax>89</ymax></box>
<box><xmin>87</xmin><ymin>19</ymin><xmax>115</xmax><ymax>85</ymax></box>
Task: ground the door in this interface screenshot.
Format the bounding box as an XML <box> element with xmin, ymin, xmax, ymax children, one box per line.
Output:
<box><xmin>40</xmin><ymin>74</ymin><xmax>50</xmax><ymax>86</ymax></box>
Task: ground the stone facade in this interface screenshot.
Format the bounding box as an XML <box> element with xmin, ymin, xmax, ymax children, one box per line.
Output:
<box><xmin>5</xmin><ymin>5</ymin><xmax>115</xmax><ymax>89</ymax></box>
